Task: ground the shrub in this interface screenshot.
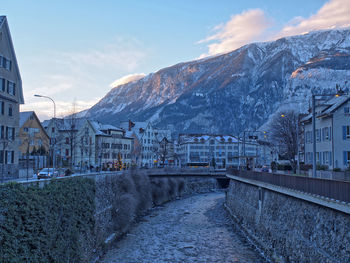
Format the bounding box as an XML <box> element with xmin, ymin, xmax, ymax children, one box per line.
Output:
<box><xmin>316</xmin><ymin>164</ymin><xmax>328</xmax><ymax>171</ymax></box>
<box><xmin>0</xmin><ymin>177</ymin><xmax>95</xmax><ymax>263</ymax></box>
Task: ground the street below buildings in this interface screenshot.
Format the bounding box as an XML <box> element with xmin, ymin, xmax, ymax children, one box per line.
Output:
<box><xmin>102</xmin><ymin>192</ymin><xmax>267</xmax><ymax>263</ymax></box>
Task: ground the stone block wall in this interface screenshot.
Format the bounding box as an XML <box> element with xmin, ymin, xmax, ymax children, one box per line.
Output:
<box><xmin>226</xmin><ymin>178</ymin><xmax>350</xmax><ymax>262</ymax></box>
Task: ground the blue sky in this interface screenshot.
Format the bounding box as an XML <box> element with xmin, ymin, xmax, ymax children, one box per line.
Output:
<box><xmin>2</xmin><ymin>0</ymin><xmax>349</xmax><ymax>119</ymax></box>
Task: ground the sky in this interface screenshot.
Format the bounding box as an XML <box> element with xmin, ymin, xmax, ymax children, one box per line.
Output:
<box><xmin>1</xmin><ymin>0</ymin><xmax>350</xmax><ymax>120</ymax></box>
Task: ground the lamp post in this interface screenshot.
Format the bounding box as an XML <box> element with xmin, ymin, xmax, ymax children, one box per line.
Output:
<box><xmin>34</xmin><ymin>94</ymin><xmax>56</xmax><ymax>170</ymax></box>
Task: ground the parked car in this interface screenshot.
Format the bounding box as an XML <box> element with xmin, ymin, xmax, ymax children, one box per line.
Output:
<box><xmin>261</xmin><ymin>166</ymin><xmax>269</xmax><ymax>172</ymax></box>
<box><xmin>37</xmin><ymin>168</ymin><xmax>59</xmax><ymax>179</ymax></box>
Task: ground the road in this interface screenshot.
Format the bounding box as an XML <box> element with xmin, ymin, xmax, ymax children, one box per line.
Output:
<box><xmin>102</xmin><ymin>192</ymin><xmax>267</xmax><ymax>263</ymax></box>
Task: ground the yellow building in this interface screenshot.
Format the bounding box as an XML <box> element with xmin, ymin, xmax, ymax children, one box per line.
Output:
<box><xmin>19</xmin><ymin>111</ymin><xmax>49</xmax><ymax>156</ymax></box>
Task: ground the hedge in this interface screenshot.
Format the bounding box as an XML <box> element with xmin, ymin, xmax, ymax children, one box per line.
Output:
<box><xmin>0</xmin><ymin>177</ymin><xmax>95</xmax><ymax>263</ymax></box>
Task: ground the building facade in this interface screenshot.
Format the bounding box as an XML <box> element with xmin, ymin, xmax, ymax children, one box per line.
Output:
<box><xmin>302</xmin><ymin>95</ymin><xmax>350</xmax><ymax>170</ymax></box>
<box><xmin>74</xmin><ymin>120</ymin><xmax>133</xmax><ymax>170</ymax></box>
<box><xmin>120</xmin><ymin>120</ymin><xmax>172</xmax><ymax>167</ymax></box>
<box><xmin>0</xmin><ymin>16</ymin><xmax>24</xmax><ymax>180</ymax></box>
<box><xmin>176</xmin><ymin>134</ymin><xmax>258</xmax><ymax>169</ymax></box>
<box><xmin>19</xmin><ymin>111</ymin><xmax>49</xmax><ymax>156</ymax></box>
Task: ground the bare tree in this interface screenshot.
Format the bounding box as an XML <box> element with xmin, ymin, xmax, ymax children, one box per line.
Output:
<box><xmin>269</xmin><ymin>110</ymin><xmax>299</xmax><ymax>172</ymax></box>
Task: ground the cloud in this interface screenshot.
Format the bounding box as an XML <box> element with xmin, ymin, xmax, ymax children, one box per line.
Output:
<box><xmin>21</xmin><ymin>37</ymin><xmax>147</xmax><ymax>120</ymax></box>
<box><xmin>21</xmin><ymin>97</ymin><xmax>100</xmax><ymax>121</ymax></box>
<box><xmin>109</xmin><ymin>73</ymin><xmax>146</xmax><ymax>88</ymax></box>
<box><xmin>278</xmin><ymin>0</ymin><xmax>350</xmax><ymax>37</ymax></box>
<box><xmin>199</xmin><ymin>0</ymin><xmax>350</xmax><ymax>57</ymax></box>
<box><xmin>198</xmin><ymin>9</ymin><xmax>271</xmax><ymax>57</ymax></box>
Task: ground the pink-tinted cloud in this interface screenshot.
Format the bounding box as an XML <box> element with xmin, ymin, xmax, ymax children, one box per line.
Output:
<box><xmin>278</xmin><ymin>0</ymin><xmax>350</xmax><ymax>37</ymax></box>
<box><xmin>198</xmin><ymin>9</ymin><xmax>271</xmax><ymax>57</ymax></box>
<box><xmin>200</xmin><ymin>0</ymin><xmax>350</xmax><ymax>57</ymax></box>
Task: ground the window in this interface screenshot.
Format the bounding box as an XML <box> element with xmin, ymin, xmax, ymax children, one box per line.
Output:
<box><xmin>316</xmin><ymin>129</ymin><xmax>321</xmax><ymax>142</ymax></box>
<box><xmin>8</xmin><ymin>104</ymin><xmax>12</xmax><ymax>117</ymax></box>
<box><xmin>345</xmin><ymin>107</ymin><xmax>350</xmax><ymax>114</ymax></box>
<box><xmin>344</xmin><ymin>151</ymin><xmax>350</xmax><ymax>166</ymax></box>
<box><xmin>0</xmin><ymin>126</ymin><xmax>4</xmax><ymax>139</ymax></box>
<box><xmin>0</xmin><ymin>78</ymin><xmax>5</xmax><ymax>92</ymax></box>
<box><xmin>322</xmin><ymin>127</ymin><xmax>331</xmax><ymax>141</ymax></box>
<box><xmin>7</xmin><ymin>81</ymin><xmax>15</xmax><ymax>95</ymax></box>
<box><xmin>8</xmin><ymin>127</ymin><xmax>14</xmax><ymax>141</ymax></box>
<box><xmin>343</xmin><ymin>126</ymin><xmax>350</xmax><ymax>140</ymax></box>
<box><xmin>5</xmin><ymin>58</ymin><xmax>11</xmax><ymax>70</ymax></box>
<box><xmin>65</xmin><ymin>149</ymin><xmax>69</xmax><ymax>156</ymax></box>
<box><xmin>65</xmin><ymin>137</ymin><xmax>69</xmax><ymax>144</ymax></box>
<box><xmin>23</xmin><ymin>127</ymin><xmax>28</xmax><ymax>132</ymax></box>
<box><xmin>0</xmin><ymin>101</ymin><xmax>4</xmax><ymax>115</ymax></box>
<box><xmin>103</xmin><ymin>153</ymin><xmax>110</xmax><ymax>158</ymax></box>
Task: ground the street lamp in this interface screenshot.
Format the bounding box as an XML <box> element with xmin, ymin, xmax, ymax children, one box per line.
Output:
<box><xmin>311</xmin><ymin>87</ymin><xmax>345</xmax><ymax>178</ymax></box>
<box><xmin>34</xmin><ymin>94</ymin><xmax>56</xmax><ymax>170</ymax></box>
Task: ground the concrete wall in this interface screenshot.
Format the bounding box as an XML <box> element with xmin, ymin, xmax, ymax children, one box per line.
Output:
<box><xmin>226</xmin><ymin>176</ymin><xmax>350</xmax><ymax>262</ymax></box>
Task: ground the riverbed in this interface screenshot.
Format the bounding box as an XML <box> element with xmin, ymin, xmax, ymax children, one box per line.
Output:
<box><xmin>102</xmin><ymin>192</ymin><xmax>266</xmax><ymax>263</ymax></box>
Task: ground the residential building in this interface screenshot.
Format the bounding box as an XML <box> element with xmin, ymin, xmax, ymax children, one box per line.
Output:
<box><xmin>75</xmin><ymin>120</ymin><xmax>133</xmax><ymax>170</ymax></box>
<box><xmin>19</xmin><ymin>111</ymin><xmax>49</xmax><ymax>156</ymax></box>
<box><xmin>43</xmin><ymin>117</ymin><xmax>86</xmax><ymax>167</ymax></box>
<box><xmin>120</xmin><ymin>120</ymin><xmax>172</xmax><ymax>167</ymax></box>
<box><xmin>19</xmin><ymin>111</ymin><xmax>50</xmax><ymax>173</ymax></box>
<box><xmin>176</xmin><ymin>134</ymin><xmax>258</xmax><ymax>168</ymax></box>
<box><xmin>0</xmin><ymin>16</ymin><xmax>24</xmax><ymax>179</ymax></box>
<box><xmin>302</xmin><ymin>95</ymin><xmax>350</xmax><ymax>170</ymax></box>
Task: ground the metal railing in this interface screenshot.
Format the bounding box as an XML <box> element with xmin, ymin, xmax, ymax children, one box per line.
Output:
<box><xmin>228</xmin><ymin>169</ymin><xmax>350</xmax><ymax>203</ymax></box>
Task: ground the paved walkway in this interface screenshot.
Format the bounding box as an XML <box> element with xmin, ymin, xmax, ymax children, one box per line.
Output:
<box><xmin>102</xmin><ymin>192</ymin><xmax>266</xmax><ymax>263</ymax></box>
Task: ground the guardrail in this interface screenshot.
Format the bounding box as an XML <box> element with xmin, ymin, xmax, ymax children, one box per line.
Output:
<box><xmin>227</xmin><ymin>169</ymin><xmax>350</xmax><ymax>203</ymax></box>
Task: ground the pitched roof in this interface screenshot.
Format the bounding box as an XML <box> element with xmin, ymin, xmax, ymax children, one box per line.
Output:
<box><xmin>0</xmin><ymin>16</ymin><xmax>4</xmax><ymax>27</ymax></box>
<box><xmin>88</xmin><ymin>120</ymin><xmax>123</xmax><ymax>135</ymax></box>
<box><xmin>302</xmin><ymin>95</ymin><xmax>350</xmax><ymax>122</ymax></box>
<box><xmin>19</xmin><ymin>111</ymin><xmax>33</xmax><ymax>127</ymax></box>
<box><xmin>0</xmin><ymin>16</ymin><xmax>24</xmax><ymax>104</ymax></box>
<box><xmin>178</xmin><ymin>134</ymin><xmax>239</xmax><ymax>144</ymax></box>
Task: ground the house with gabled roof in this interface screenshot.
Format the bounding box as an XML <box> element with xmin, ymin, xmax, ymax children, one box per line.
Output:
<box><xmin>19</xmin><ymin>111</ymin><xmax>49</xmax><ymax>156</ymax></box>
<box><xmin>75</xmin><ymin>119</ymin><xmax>133</xmax><ymax>170</ymax></box>
<box><xmin>0</xmin><ymin>16</ymin><xmax>24</xmax><ymax>180</ymax></box>
<box><xmin>302</xmin><ymin>95</ymin><xmax>350</xmax><ymax>170</ymax></box>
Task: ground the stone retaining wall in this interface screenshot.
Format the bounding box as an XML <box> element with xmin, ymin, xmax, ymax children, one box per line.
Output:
<box><xmin>225</xmin><ymin>177</ymin><xmax>350</xmax><ymax>262</ymax></box>
<box><xmin>94</xmin><ymin>172</ymin><xmax>220</xmax><ymax>262</ymax></box>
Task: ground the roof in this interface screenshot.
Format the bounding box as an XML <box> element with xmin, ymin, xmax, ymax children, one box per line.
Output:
<box><xmin>88</xmin><ymin>120</ymin><xmax>123</xmax><ymax>136</ymax></box>
<box><xmin>0</xmin><ymin>16</ymin><xmax>4</xmax><ymax>27</ymax></box>
<box><xmin>19</xmin><ymin>111</ymin><xmax>49</xmax><ymax>138</ymax></box>
<box><xmin>55</xmin><ymin>117</ymin><xmax>87</xmax><ymax>131</ymax></box>
<box><xmin>302</xmin><ymin>95</ymin><xmax>350</xmax><ymax>122</ymax></box>
<box><xmin>0</xmin><ymin>16</ymin><xmax>24</xmax><ymax>104</ymax></box>
<box><xmin>19</xmin><ymin>111</ymin><xmax>33</xmax><ymax>127</ymax></box>
<box><xmin>178</xmin><ymin>134</ymin><xmax>239</xmax><ymax>144</ymax></box>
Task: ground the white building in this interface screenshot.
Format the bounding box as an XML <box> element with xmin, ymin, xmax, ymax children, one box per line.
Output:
<box><xmin>302</xmin><ymin>95</ymin><xmax>350</xmax><ymax>170</ymax></box>
<box><xmin>176</xmin><ymin>134</ymin><xmax>258</xmax><ymax>169</ymax></box>
<box><xmin>75</xmin><ymin>120</ymin><xmax>133</xmax><ymax>170</ymax></box>
<box><xmin>120</xmin><ymin>120</ymin><xmax>172</xmax><ymax>167</ymax></box>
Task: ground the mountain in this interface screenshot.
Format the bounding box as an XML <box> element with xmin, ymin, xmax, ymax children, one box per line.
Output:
<box><xmin>84</xmin><ymin>28</ymin><xmax>350</xmax><ymax>135</ymax></box>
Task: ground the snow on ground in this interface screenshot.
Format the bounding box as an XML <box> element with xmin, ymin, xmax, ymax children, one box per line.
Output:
<box><xmin>102</xmin><ymin>192</ymin><xmax>266</xmax><ymax>263</ymax></box>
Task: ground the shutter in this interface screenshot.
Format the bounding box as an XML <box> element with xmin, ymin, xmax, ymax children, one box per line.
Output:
<box><xmin>344</xmin><ymin>151</ymin><xmax>348</xmax><ymax>166</ymax></box>
<box><xmin>343</xmin><ymin>126</ymin><xmax>347</xmax><ymax>140</ymax></box>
